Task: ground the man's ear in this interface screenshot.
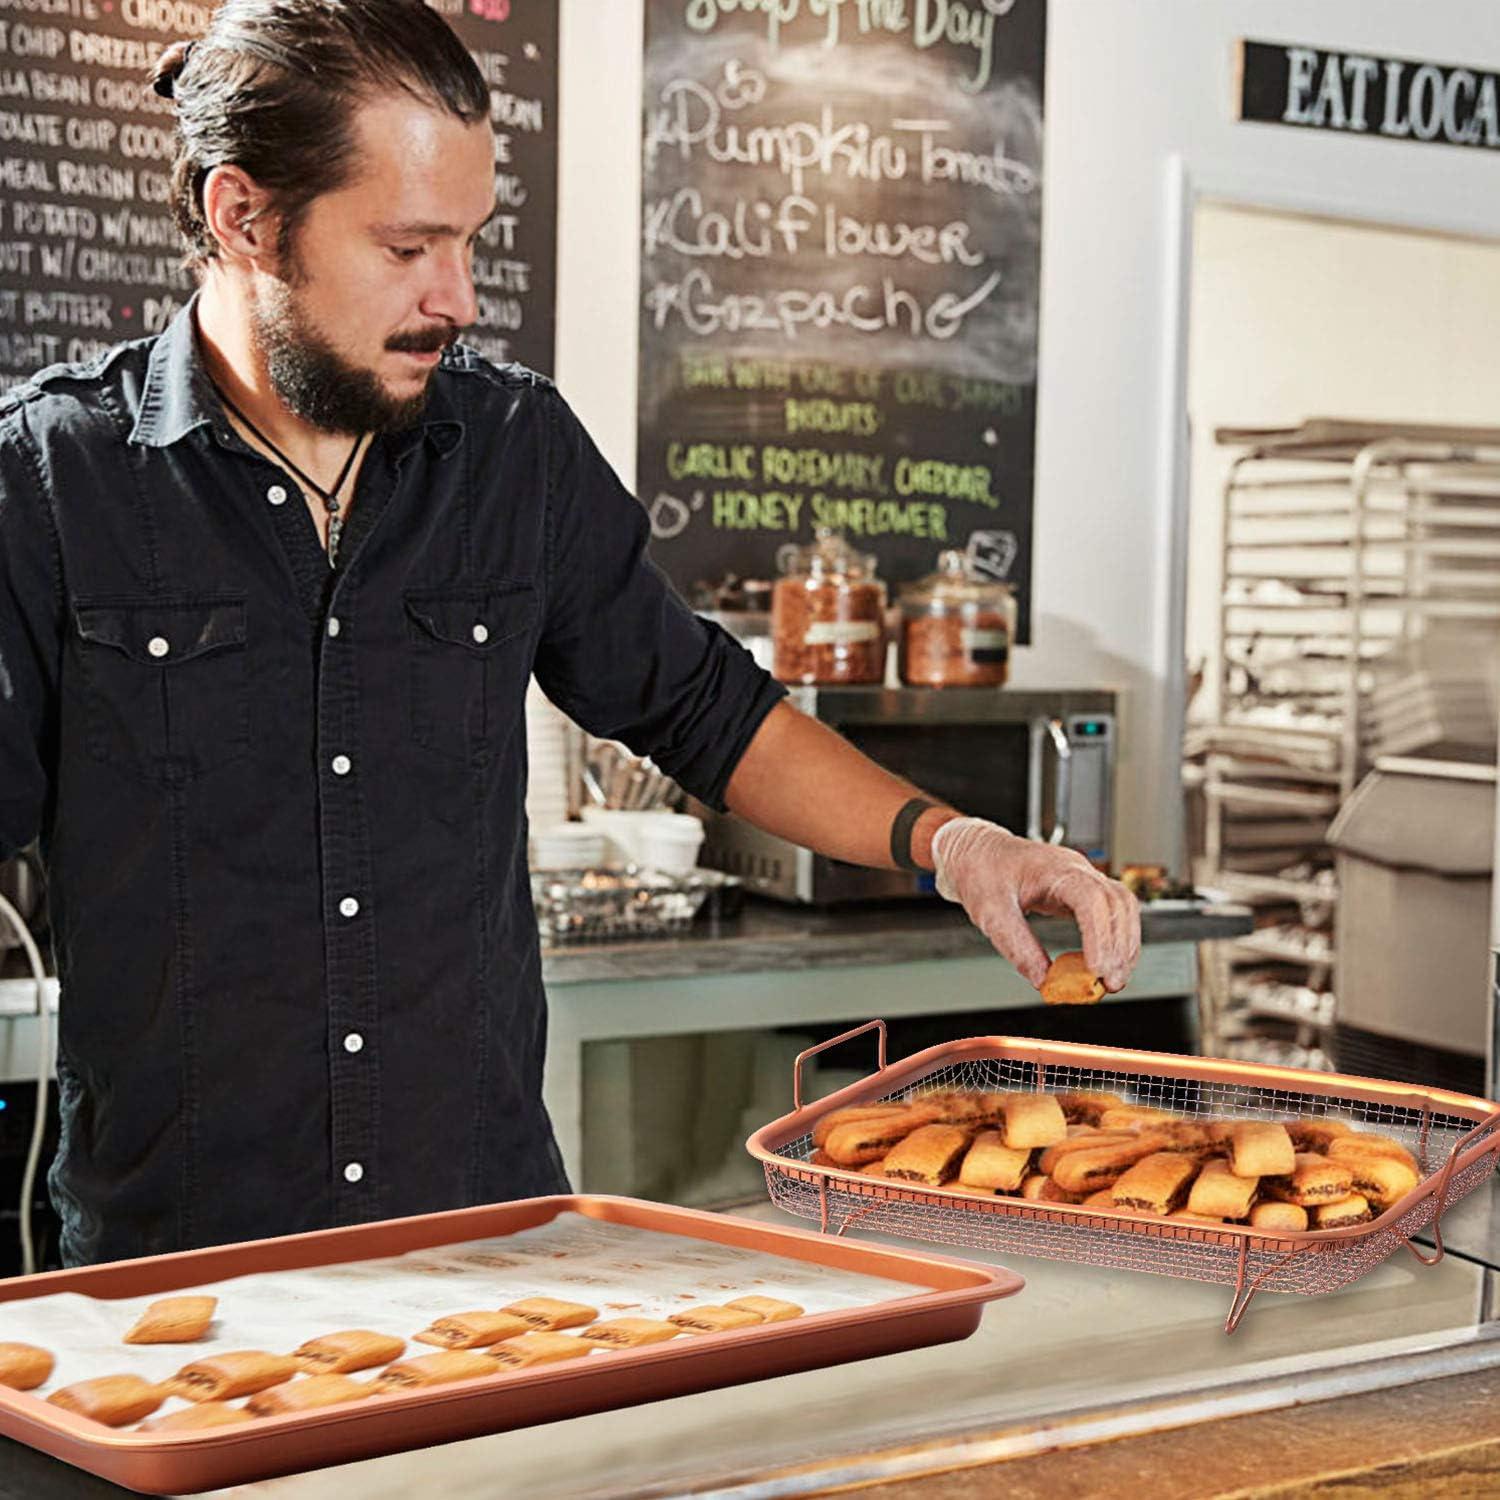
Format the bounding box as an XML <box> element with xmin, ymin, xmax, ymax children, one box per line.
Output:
<box><xmin>201</xmin><ymin>165</ymin><xmax>280</xmax><ymax>268</ymax></box>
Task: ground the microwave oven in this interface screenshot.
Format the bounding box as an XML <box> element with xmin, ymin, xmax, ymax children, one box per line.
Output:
<box><xmin>699</xmin><ymin>686</ymin><xmax>1117</xmax><ymax>904</ymax></box>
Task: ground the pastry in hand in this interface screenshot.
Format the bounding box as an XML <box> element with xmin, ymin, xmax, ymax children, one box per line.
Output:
<box><xmin>1040</xmin><ymin>951</ymin><xmax>1105</xmax><ymax>1005</ymax></box>
<box><xmin>577</xmin><ymin>1318</ymin><xmax>683</xmax><ymax>1348</ymax></box>
<box><xmin>138</xmin><ymin>1402</ymin><xmax>255</xmax><ymax>1432</ymax></box>
<box><xmin>498</xmin><ymin>1298</ymin><xmax>598</xmax><ymax>1332</ymax></box>
<box><xmin>1227</xmin><ymin>1122</ymin><xmax>1296</xmax><ymax>1178</ymax></box>
<box><xmin>1110</xmin><ymin>1152</ymin><xmax>1197</xmax><ymax>1216</ymax></box>
<box><xmin>292</xmin><ymin>1330</ymin><xmax>406</xmax><ymax>1375</ymax></box>
<box><xmin>124</xmin><ymin>1295</ymin><xmax>217</xmax><ymax>1345</ymax></box>
<box><xmin>883</xmin><ymin>1123</ymin><xmax>970</xmax><ymax>1187</ymax></box>
<box><xmin>667</xmin><ymin>1305</ymin><xmax>766</xmax><ymax>1334</ymax></box>
<box><xmin>48</xmin><ymin>1375</ymin><xmax>165</xmax><ymax>1427</ymax></box>
<box><xmin>957</xmin><ymin>1131</ymin><xmax>1031</xmax><ymax>1192</ymax></box>
<box><xmin>166</xmin><ymin>1351</ymin><xmax>300</xmax><ymax>1403</ymax></box>
<box><xmin>414</xmin><ymin>1312</ymin><xmax>533</xmax><ymax>1350</ymax></box>
<box><xmin>724</xmin><ymin>1295</ymin><xmax>803</xmax><ymax>1322</ymax></box>
<box><xmin>1186</xmin><ymin>1158</ymin><xmax>1258</xmax><ymax>1219</ymax></box>
<box><xmin>0</xmin><ymin>1342</ymin><xmax>53</xmax><ymax>1391</ymax></box>
<box><xmin>374</xmin><ymin>1351</ymin><xmax>499</xmax><ymax>1389</ymax></box>
<box><xmin>486</xmin><ymin>1331</ymin><xmax>595</xmax><ymax>1368</ymax></box>
<box><xmin>1261</xmin><ymin>1153</ymin><xmax>1354</xmax><ymax>1207</ymax></box>
<box><xmin>247</xmin><ymin>1374</ymin><xmax>374</xmax><ymax>1415</ymax></box>
<box><xmin>998</xmin><ymin>1093</ymin><xmax>1068</xmax><ymax>1150</ymax></box>
<box><xmin>1249</xmin><ymin>1200</ymin><xmax>1308</xmax><ymax>1233</ymax></box>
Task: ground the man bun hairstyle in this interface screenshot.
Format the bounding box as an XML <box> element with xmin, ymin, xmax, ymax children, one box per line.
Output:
<box><xmin>148</xmin><ymin>0</ymin><xmax>490</xmax><ymax>270</ymax></box>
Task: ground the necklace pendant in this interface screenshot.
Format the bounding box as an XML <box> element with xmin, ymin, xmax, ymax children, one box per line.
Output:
<box><xmin>328</xmin><ymin>516</ymin><xmax>343</xmax><ymax>569</ymax></box>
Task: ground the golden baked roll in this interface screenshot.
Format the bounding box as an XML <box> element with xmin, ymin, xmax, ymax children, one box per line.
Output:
<box><xmin>165</xmin><ymin>1351</ymin><xmax>300</xmax><ymax>1403</ymax></box>
<box><xmin>1153</xmin><ymin>1121</ymin><xmax>1219</xmax><ymax>1158</ymax></box>
<box><xmin>48</xmin><ymin>1375</ymin><xmax>165</xmax><ymax>1427</ymax></box>
<box><xmin>811</xmin><ymin>1103</ymin><xmax>908</xmax><ymax>1149</ymax></box>
<box><xmin>916</xmin><ymin>1090</ymin><xmax>999</xmax><ymax>1126</ymax></box>
<box><xmin>1018</xmin><ymin>1173</ymin><xmax>1050</xmax><ymax>1200</ymax></box>
<box><xmin>247</xmin><ymin>1373</ymin><xmax>373</xmax><ymax>1415</ymax></box>
<box><xmin>138</xmin><ymin>1401</ymin><xmax>255</xmax><ymax>1431</ymax></box>
<box><xmin>1249</xmin><ymin>1200</ymin><xmax>1308</xmax><ymax>1233</ymax></box>
<box><xmin>1286</xmin><ymin>1117</ymin><xmax>1352</xmax><ymax>1152</ymax></box>
<box><xmin>1169</xmin><ymin>1210</ymin><xmax>1224</xmax><ymax>1225</ymax></box>
<box><xmin>487</xmin><ymin>1332</ymin><xmax>595</xmax><ymax>1369</ymax></box>
<box><xmin>823</xmin><ymin>1105</ymin><xmax>940</xmax><ymax>1166</ymax></box>
<box><xmin>123</xmin><ymin>1295</ymin><xmax>217</xmax><ymax>1345</ymax></box>
<box><xmin>667</xmin><ymin>1305</ymin><xmax>766</xmax><ymax>1334</ymax></box>
<box><xmin>724</xmin><ymin>1295</ymin><xmax>803</xmax><ymax>1322</ymax></box>
<box><xmin>1338</xmin><ymin>1152</ymin><xmax>1419</xmax><ymax>1208</ymax></box>
<box><xmin>374</xmin><ymin>1351</ymin><xmax>499</xmax><ymax>1389</ymax></box>
<box><xmin>1110</xmin><ymin>1152</ymin><xmax>1197</xmax><ymax>1216</ymax></box>
<box><xmin>499</xmin><ymin>1298</ymin><xmax>598</xmax><ymax>1332</ymax></box>
<box><xmin>1097</xmin><ymin>1105</ymin><xmax>1178</xmax><ymax>1131</ymax></box>
<box><xmin>1227</xmin><ymin>1122</ymin><xmax>1296</xmax><ymax>1178</ymax></box>
<box><xmin>808</xmin><ymin>1148</ymin><xmax>839</xmax><ymax>1168</ymax></box>
<box><xmin>1261</xmin><ymin>1152</ymin><xmax>1354</xmax><ymax>1207</ymax></box>
<box><xmin>1040</xmin><ymin>950</ymin><xmax>1105</xmax><ymax>1005</ymax></box>
<box><xmin>883</xmin><ymin>1123</ymin><xmax>970</xmax><ymax>1186</ymax></box>
<box><xmin>414</xmin><ymin>1312</ymin><xmax>533</xmax><ymax>1350</ymax></box>
<box><xmin>1082</xmin><ymin>1188</ymin><xmax>1118</xmax><ymax>1208</ymax></box>
<box><xmin>578</xmin><ymin>1318</ymin><xmax>683</xmax><ymax>1348</ymax></box>
<box><xmin>1328</xmin><ymin>1134</ymin><xmax>1419</xmax><ymax>1172</ymax></box>
<box><xmin>943</xmin><ymin>1181</ymin><xmax>1002</xmax><ymax>1198</ymax></box>
<box><xmin>1039</xmin><ymin>1176</ymin><xmax>1087</xmax><ymax>1204</ymax></box>
<box><xmin>998</xmin><ymin>1093</ymin><xmax>1068</xmax><ymax>1150</ymax></box>
<box><xmin>292</xmin><ymin>1330</ymin><xmax>405</xmax><ymax>1375</ymax></box>
<box><xmin>1054</xmin><ymin>1090</ymin><xmax>1126</xmax><ymax>1127</ymax></box>
<box><xmin>1311</xmin><ymin>1194</ymin><xmax>1372</xmax><ymax>1229</ymax></box>
<box><xmin>1186</xmin><ymin>1158</ymin><xmax>1257</xmax><ymax>1220</ymax></box>
<box><xmin>855</xmin><ymin>1156</ymin><xmax>890</xmax><ymax>1177</ymax></box>
<box><xmin>958</xmin><ymin>1130</ymin><xmax>1032</xmax><ymax>1192</ymax></box>
<box><xmin>0</xmin><ymin>1342</ymin><xmax>53</xmax><ymax>1391</ymax></box>
<box><xmin>1052</xmin><ymin>1134</ymin><xmax>1168</xmax><ymax>1194</ymax></box>
<box><xmin>1037</xmin><ymin>1131</ymin><xmax>1133</xmax><ymax>1175</ymax></box>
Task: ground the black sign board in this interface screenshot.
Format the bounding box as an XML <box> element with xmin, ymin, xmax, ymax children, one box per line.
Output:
<box><xmin>0</xmin><ymin>0</ymin><xmax>559</xmax><ymax>394</ymax></box>
<box><xmin>638</xmin><ymin>0</ymin><xmax>1046</xmax><ymax>639</ymax></box>
<box><xmin>1237</xmin><ymin>39</ymin><xmax>1500</xmax><ymax>152</ymax></box>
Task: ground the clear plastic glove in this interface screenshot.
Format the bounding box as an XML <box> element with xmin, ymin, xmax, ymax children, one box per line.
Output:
<box><xmin>931</xmin><ymin>817</ymin><xmax>1141</xmax><ymax>992</ymax></box>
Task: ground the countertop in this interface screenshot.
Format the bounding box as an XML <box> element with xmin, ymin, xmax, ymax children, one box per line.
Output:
<box><xmin>541</xmin><ymin>898</ymin><xmax>1254</xmax><ymax>985</ymax></box>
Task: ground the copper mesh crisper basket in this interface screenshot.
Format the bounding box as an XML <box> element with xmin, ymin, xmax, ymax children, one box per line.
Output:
<box><xmin>746</xmin><ymin>1023</ymin><xmax>1500</xmax><ymax>1332</ymax></box>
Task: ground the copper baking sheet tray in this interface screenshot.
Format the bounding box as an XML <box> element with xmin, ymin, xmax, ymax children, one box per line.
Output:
<box><xmin>0</xmin><ymin>1193</ymin><xmax>1021</xmax><ymax>1495</ymax></box>
<box><xmin>747</xmin><ymin>1024</ymin><xmax>1500</xmax><ymax>1331</ymax></box>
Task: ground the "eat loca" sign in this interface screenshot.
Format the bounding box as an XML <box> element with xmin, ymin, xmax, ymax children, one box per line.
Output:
<box><xmin>1236</xmin><ymin>39</ymin><xmax>1500</xmax><ymax>151</ymax></box>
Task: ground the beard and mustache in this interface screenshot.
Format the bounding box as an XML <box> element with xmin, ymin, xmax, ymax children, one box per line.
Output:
<box><xmin>250</xmin><ymin>255</ymin><xmax>461</xmax><ymax>436</ymax></box>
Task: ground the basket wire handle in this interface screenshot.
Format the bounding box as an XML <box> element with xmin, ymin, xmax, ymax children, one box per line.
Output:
<box><xmin>793</xmin><ymin>1020</ymin><xmax>888</xmax><ymax>1110</ymax></box>
<box><xmin>1403</xmin><ymin>1107</ymin><xmax>1500</xmax><ymax>1268</ymax></box>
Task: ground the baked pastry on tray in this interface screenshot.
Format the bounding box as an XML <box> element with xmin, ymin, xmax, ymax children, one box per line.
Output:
<box><xmin>292</xmin><ymin>1330</ymin><xmax>406</xmax><ymax>1375</ymax></box>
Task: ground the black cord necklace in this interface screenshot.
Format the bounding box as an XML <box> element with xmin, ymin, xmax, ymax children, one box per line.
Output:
<box><xmin>212</xmin><ymin>382</ymin><xmax>363</xmax><ymax>568</ymax></box>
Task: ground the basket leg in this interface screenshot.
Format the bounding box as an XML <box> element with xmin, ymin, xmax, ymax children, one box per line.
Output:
<box><xmin>1224</xmin><ymin>1235</ymin><xmax>1313</xmax><ymax>1335</ymax></box>
<box><xmin>818</xmin><ymin>1175</ymin><xmax>830</xmax><ymax>1235</ymax></box>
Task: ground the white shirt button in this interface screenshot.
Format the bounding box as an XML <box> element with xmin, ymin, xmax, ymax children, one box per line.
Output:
<box><xmin>472</xmin><ymin>622</ymin><xmax>489</xmax><ymax>644</ymax></box>
<box><xmin>331</xmin><ymin>754</ymin><xmax>352</xmax><ymax>776</ymax></box>
<box><xmin>339</xmin><ymin>896</ymin><xmax>360</xmax><ymax>918</ymax></box>
<box><xmin>267</xmin><ymin>484</ymin><xmax>288</xmax><ymax>506</ymax></box>
<box><xmin>343</xmin><ymin>1162</ymin><xmax>364</xmax><ymax>1184</ymax></box>
<box><xmin>147</xmin><ymin>636</ymin><xmax>170</xmax><ymax>658</ymax></box>
<box><xmin>343</xmin><ymin>1032</ymin><xmax>364</xmax><ymax>1054</ymax></box>
<box><xmin>327</xmin><ymin>616</ymin><xmax>341</xmax><ymax>638</ymax></box>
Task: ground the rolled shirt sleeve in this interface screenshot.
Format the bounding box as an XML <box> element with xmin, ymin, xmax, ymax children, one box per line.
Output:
<box><xmin>533</xmin><ymin>392</ymin><xmax>786</xmax><ymax>812</ymax></box>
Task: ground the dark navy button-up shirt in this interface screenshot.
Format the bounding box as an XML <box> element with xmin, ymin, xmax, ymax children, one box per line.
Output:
<box><xmin>0</xmin><ymin>299</ymin><xmax>785</xmax><ymax>1267</ymax></box>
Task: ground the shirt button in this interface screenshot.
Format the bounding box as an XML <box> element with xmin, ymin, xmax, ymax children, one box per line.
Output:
<box><xmin>331</xmin><ymin>754</ymin><xmax>352</xmax><ymax>776</ymax></box>
<box><xmin>339</xmin><ymin>896</ymin><xmax>360</xmax><ymax>918</ymax></box>
<box><xmin>472</xmin><ymin>622</ymin><xmax>489</xmax><ymax>644</ymax></box>
<box><xmin>267</xmin><ymin>484</ymin><xmax>288</xmax><ymax>506</ymax></box>
<box><xmin>147</xmin><ymin>636</ymin><xmax>170</xmax><ymax>658</ymax></box>
<box><xmin>343</xmin><ymin>1032</ymin><xmax>364</xmax><ymax>1054</ymax></box>
<box><xmin>327</xmin><ymin>616</ymin><xmax>341</xmax><ymax>638</ymax></box>
<box><xmin>343</xmin><ymin>1162</ymin><xmax>364</xmax><ymax>1184</ymax></box>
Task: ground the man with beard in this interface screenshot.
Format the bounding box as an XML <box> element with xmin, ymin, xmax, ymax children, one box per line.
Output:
<box><xmin>0</xmin><ymin>0</ymin><xmax>1138</xmax><ymax>1267</ymax></box>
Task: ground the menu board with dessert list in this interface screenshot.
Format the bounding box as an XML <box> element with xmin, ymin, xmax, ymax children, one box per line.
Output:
<box><xmin>637</xmin><ymin>0</ymin><xmax>1045</xmax><ymax>638</ymax></box>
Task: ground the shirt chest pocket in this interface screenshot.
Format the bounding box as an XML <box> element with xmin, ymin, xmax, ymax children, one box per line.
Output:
<box><xmin>404</xmin><ymin>583</ymin><xmax>536</xmax><ymax>765</ymax></box>
<box><xmin>73</xmin><ymin>596</ymin><xmax>250</xmax><ymax>787</ymax></box>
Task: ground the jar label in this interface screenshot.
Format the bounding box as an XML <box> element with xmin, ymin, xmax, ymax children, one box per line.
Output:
<box><xmin>805</xmin><ymin>621</ymin><xmax>880</xmax><ymax>647</ymax></box>
<box><xmin>962</xmin><ymin>628</ymin><xmax>1010</xmax><ymax>664</ymax></box>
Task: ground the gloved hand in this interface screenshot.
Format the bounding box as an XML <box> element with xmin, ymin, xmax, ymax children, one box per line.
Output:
<box><xmin>930</xmin><ymin>817</ymin><xmax>1141</xmax><ymax>992</ymax></box>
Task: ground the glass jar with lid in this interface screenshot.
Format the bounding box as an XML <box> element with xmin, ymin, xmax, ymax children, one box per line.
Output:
<box><xmin>771</xmin><ymin>528</ymin><xmax>887</xmax><ymax>685</ymax></box>
<box><xmin>898</xmin><ymin>550</ymin><xmax>1016</xmax><ymax>687</ymax></box>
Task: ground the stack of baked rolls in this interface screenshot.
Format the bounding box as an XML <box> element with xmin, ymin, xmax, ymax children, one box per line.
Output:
<box><xmin>806</xmin><ymin>1088</ymin><xmax>1424</xmax><ymax>1231</ymax></box>
<box><xmin>4</xmin><ymin>1288</ymin><xmax>810</xmax><ymax>1430</ymax></box>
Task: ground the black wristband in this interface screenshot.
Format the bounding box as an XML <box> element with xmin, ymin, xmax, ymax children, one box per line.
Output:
<box><xmin>890</xmin><ymin>797</ymin><xmax>937</xmax><ymax>872</ymax></box>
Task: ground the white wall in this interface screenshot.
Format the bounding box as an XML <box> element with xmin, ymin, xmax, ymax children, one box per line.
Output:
<box><xmin>554</xmin><ymin>0</ymin><xmax>1500</xmax><ymax>867</ymax></box>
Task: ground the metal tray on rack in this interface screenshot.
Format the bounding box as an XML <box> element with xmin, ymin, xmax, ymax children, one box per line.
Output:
<box><xmin>531</xmin><ymin>867</ymin><xmax>740</xmax><ymax>944</ymax></box>
<box><xmin>746</xmin><ymin>1023</ymin><xmax>1500</xmax><ymax>1332</ymax></box>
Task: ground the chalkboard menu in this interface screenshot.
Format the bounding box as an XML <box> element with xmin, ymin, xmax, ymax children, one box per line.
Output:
<box><xmin>0</xmin><ymin>0</ymin><xmax>559</xmax><ymax>394</ymax></box>
<box><xmin>638</xmin><ymin>0</ymin><xmax>1045</xmax><ymax>638</ymax></box>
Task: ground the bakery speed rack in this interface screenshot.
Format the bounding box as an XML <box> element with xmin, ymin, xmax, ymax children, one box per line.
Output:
<box><xmin>746</xmin><ymin>1022</ymin><xmax>1500</xmax><ymax>1333</ymax></box>
<box><xmin>1185</xmin><ymin>420</ymin><xmax>1500</xmax><ymax>1066</ymax></box>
